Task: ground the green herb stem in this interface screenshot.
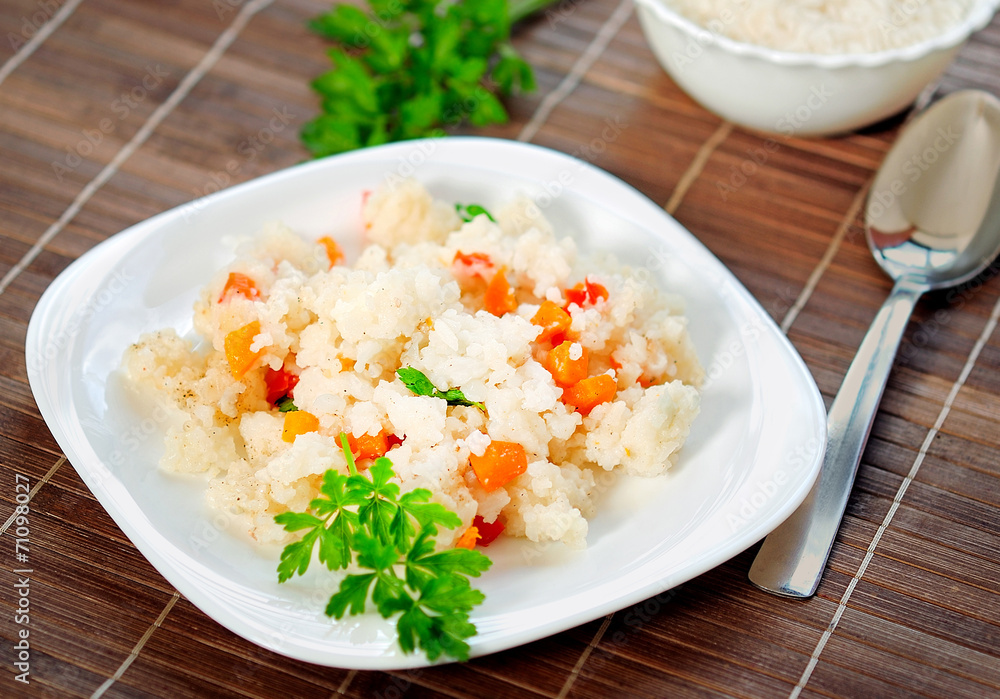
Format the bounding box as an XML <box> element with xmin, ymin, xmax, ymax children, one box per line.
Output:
<box><xmin>339</xmin><ymin>432</ymin><xmax>358</xmax><ymax>476</ymax></box>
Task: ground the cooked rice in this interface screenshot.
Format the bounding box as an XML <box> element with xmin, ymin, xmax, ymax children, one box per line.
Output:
<box><xmin>662</xmin><ymin>0</ymin><xmax>978</xmax><ymax>54</ymax></box>
<box><xmin>123</xmin><ymin>180</ymin><xmax>703</xmax><ymax>549</ymax></box>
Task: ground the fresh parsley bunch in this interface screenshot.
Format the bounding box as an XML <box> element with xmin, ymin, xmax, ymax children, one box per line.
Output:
<box><xmin>302</xmin><ymin>0</ymin><xmax>539</xmax><ymax>157</ymax></box>
<box><xmin>275</xmin><ymin>433</ymin><xmax>492</xmax><ymax>661</ymax></box>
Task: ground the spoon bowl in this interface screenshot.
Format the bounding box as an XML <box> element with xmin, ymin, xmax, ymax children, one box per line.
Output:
<box><xmin>749</xmin><ymin>89</ymin><xmax>1000</xmax><ymax>598</ymax></box>
<box><xmin>868</xmin><ymin>90</ymin><xmax>1000</xmax><ymax>289</ymax></box>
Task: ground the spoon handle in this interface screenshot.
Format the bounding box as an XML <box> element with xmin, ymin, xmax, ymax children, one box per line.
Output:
<box><xmin>748</xmin><ymin>278</ymin><xmax>925</xmax><ymax>598</ymax></box>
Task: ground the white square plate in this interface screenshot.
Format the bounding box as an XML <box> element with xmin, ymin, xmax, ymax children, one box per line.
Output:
<box><xmin>26</xmin><ymin>137</ymin><xmax>825</xmax><ymax>669</ymax></box>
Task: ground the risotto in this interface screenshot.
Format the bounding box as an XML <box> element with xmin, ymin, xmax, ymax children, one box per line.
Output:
<box><xmin>123</xmin><ymin>180</ymin><xmax>703</xmax><ymax>550</ymax></box>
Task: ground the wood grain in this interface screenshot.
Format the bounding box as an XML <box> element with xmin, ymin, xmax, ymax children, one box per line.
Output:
<box><xmin>1</xmin><ymin>0</ymin><xmax>999</xmax><ymax>696</ymax></box>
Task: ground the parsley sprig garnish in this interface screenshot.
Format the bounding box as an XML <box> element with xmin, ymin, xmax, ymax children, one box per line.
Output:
<box><xmin>396</xmin><ymin>367</ymin><xmax>486</xmax><ymax>412</ymax></box>
<box><xmin>302</xmin><ymin>0</ymin><xmax>540</xmax><ymax>157</ymax></box>
<box><xmin>275</xmin><ymin>433</ymin><xmax>492</xmax><ymax>661</ymax></box>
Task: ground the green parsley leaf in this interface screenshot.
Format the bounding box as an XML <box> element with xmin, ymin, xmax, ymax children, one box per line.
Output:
<box><xmin>395</xmin><ymin>366</ymin><xmax>436</xmax><ymax>396</ymax></box>
<box><xmin>273</xmin><ymin>511</ymin><xmax>323</xmax><ymax>532</ymax></box>
<box><xmin>386</xmin><ymin>489</ymin><xmax>463</xmax><ymax>560</ymax></box>
<box><xmin>397</xmin><ymin>595</ymin><xmax>479</xmax><ymax>661</ymax></box>
<box><xmin>275</xmin><ymin>396</ymin><xmax>299</xmax><ymax>412</ymax></box>
<box><xmin>317</xmin><ymin>516</ymin><xmax>355</xmax><ymax>571</ymax></box>
<box><xmin>409</xmin><ymin>545</ymin><xmax>492</xmax><ymax>587</ymax></box>
<box><xmin>307</xmin><ymin>5</ymin><xmax>370</xmax><ymax>47</ymax></box>
<box><xmin>353</xmin><ymin>530</ymin><xmax>402</xmax><ymax>574</ymax></box>
<box><xmin>493</xmin><ymin>43</ymin><xmax>537</xmax><ymax>95</ymax></box>
<box><xmin>419</xmin><ymin>573</ymin><xmax>485</xmax><ymax>618</ymax></box>
<box><xmin>300</xmin><ymin>115</ymin><xmax>362</xmax><ymax>158</ymax></box>
<box><xmin>350</xmin><ymin>531</ymin><xmax>408</xmax><ymax>616</ymax></box>
<box><xmin>396</xmin><ymin>367</ymin><xmax>486</xmax><ymax>412</ymax></box>
<box><xmin>403</xmin><ymin>526</ymin><xmax>489</xmax><ymax>592</ymax></box>
<box><xmin>397</xmin><ymin>489</ymin><xmax>462</xmax><ymax>538</ymax></box>
<box><xmin>455</xmin><ymin>203</ymin><xmax>496</xmax><ymax>223</ymax></box>
<box><xmin>352</xmin><ymin>458</ymin><xmax>401</xmax><ymax>545</ymax></box>
<box><xmin>275</xmin><ymin>524</ymin><xmax>321</xmax><ymax>582</ymax></box>
<box><xmin>325</xmin><ymin>572</ymin><xmax>376</xmax><ymax>618</ymax></box>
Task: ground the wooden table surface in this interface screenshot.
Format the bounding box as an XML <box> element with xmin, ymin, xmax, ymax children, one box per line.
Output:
<box><xmin>3</xmin><ymin>1</ymin><xmax>1000</xmax><ymax>697</ymax></box>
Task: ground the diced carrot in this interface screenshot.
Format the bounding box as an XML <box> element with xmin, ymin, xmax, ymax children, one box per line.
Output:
<box><xmin>470</xmin><ymin>441</ymin><xmax>528</xmax><ymax>492</ymax></box>
<box><xmin>546</xmin><ymin>340</ymin><xmax>589</xmax><ymax>386</ymax></box>
<box><xmin>454</xmin><ymin>526</ymin><xmax>480</xmax><ymax>549</ymax></box>
<box><xmin>563</xmin><ymin>374</ymin><xmax>617</xmax><ymax>415</ymax></box>
<box><xmin>281</xmin><ymin>410</ymin><xmax>319</xmax><ymax>442</ymax></box>
<box><xmin>318</xmin><ymin>236</ymin><xmax>344</xmax><ymax>268</ymax></box>
<box><xmin>225</xmin><ymin>321</ymin><xmax>264</xmax><ymax>378</ymax></box>
<box><xmin>531</xmin><ymin>300</ymin><xmax>572</xmax><ymax>344</ymax></box>
<box><xmin>218</xmin><ymin>272</ymin><xmax>260</xmax><ymax>303</ymax></box>
<box><xmin>564</xmin><ymin>278</ymin><xmax>608</xmax><ymax>308</ymax></box>
<box><xmin>452</xmin><ymin>250</ymin><xmax>495</xmax><ymax>279</ymax></box>
<box><xmin>264</xmin><ymin>365</ymin><xmax>299</xmax><ymax>405</ymax></box>
<box><xmin>347</xmin><ymin>429</ymin><xmax>393</xmax><ymax>462</ymax></box>
<box><xmin>472</xmin><ymin>515</ymin><xmax>505</xmax><ymax>546</ymax></box>
<box><xmin>484</xmin><ymin>267</ymin><xmax>517</xmax><ymax>316</ymax></box>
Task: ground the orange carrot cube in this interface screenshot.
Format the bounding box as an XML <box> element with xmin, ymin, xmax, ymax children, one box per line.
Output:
<box><xmin>531</xmin><ymin>300</ymin><xmax>572</xmax><ymax>343</ymax></box>
<box><xmin>281</xmin><ymin>410</ymin><xmax>320</xmax><ymax>442</ymax></box>
<box><xmin>218</xmin><ymin>272</ymin><xmax>260</xmax><ymax>303</ymax></box>
<box><xmin>347</xmin><ymin>430</ymin><xmax>392</xmax><ymax>462</ymax></box>
<box><xmin>546</xmin><ymin>340</ymin><xmax>589</xmax><ymax>386</ymax></box>
<box><xmin>470</xmin><ymin>441</ymin><xmax>528</xmax><ymax>492</ymax></box>
<box><xmin>484</xmin><ymin>267</ymin><xmax>517</xmax><ymax>316</ymax></box>
<box><xmin>563</xmin><ymin>374</ymin><xmax>617</xmax><ymax>415</ymax></box>
<box><xmin>224</xmin><ymin>320</ymin><xmax>264</xmax><ymax>378</ymax></box>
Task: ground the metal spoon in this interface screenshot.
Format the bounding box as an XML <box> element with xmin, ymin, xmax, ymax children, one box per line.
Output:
<box><xmin>749</xmin><ymin>89</ymin><xmax>1000</xmax><ymax>598</ymax></box>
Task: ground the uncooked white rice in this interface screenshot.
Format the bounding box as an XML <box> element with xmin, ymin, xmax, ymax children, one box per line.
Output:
<box><xmin>662</xmin><ymin>0</ymin><xmax>978</xmax><ymax>54</ymax></box>
<box><xmin>123</xmin><ymin>180</ymin><xmax>703</xmax><ymax>550</ymax></box>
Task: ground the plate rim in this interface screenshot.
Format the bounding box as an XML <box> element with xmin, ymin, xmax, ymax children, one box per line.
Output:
<box><xmin>26</xmin><ymin>136</ymin><xmax>826</xmax><ymax>669</ymax></box>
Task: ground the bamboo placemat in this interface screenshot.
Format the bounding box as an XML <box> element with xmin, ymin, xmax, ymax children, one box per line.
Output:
<box><xmin>2</xmin><ymin>1</ymin><xmax>999</xmax><ymax>697</ymax></box>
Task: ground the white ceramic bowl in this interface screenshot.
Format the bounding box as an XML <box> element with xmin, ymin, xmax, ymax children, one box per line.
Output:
<box><xmin>634</xmin><ymin>0</ymin><xmax>1000</xmax><ymax>136</ymax></box>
